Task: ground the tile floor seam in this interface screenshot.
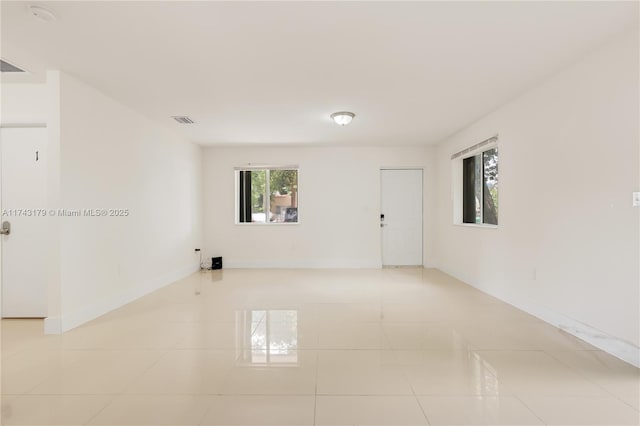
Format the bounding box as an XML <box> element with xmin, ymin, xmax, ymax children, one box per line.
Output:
<box><xmin>116</xmin><ymin>392</ymin><xmax>318</xmax><ymax>396</ymax></box>
<box><xmin>195</xmin><ymin>395</ymin><xmax>215</xmax><ymax>426</ymax></box>
<box><xmin>542</xmin><ymin>349</ymin><xmax>640</xmax><ymax>413</ymax></box>
<box><xmin>117</xmin><ymin>348</ymin><xmax>172</xmax><ymax>396</ymax></box>
<box><xmin>313</xmin><ymin>350</ymin><xmax>319</xmax><ymax>426</ymax></box>
<box><xmin>380</xmin><ymin>325</ymin><xmax>431</xmax><ymax>426</ymax></box>
<box><xmin>315</xmin><ymin>393</ymin><xmax>432</xmax><ymax>396</ymax></box>
<box><xmin>81</xmin><ymin>393</ymin><xmax>120</xmax><ymax>426</ymax></box>
<box><xmin>412</xmin><ymin>387</ymin><xmax>433</xmax><ymax>425</ymax></box>
<box><xmin>20</xmin><ymin>353</ymin><xmax>86</xmax><ymax>396</ymax></box>
<box><xmin>510</xmin><ymin>392</ymin><xmax>550</xmax><ymax>425</ymax></box>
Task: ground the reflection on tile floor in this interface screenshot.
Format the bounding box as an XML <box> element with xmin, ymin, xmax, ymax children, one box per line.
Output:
<box><xmin>1</xmin><ymin>268</ymin><xmax>638</xmax><ymax>425</ymax></box>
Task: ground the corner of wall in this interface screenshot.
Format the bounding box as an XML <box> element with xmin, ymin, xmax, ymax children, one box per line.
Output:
<box><xmin>45</xmin><ymin>70</ymin><xmax>63</xmax><ymax>327</ymax></box>
<box><xmin>57</xmin><ymin>263</ymin><xmax>200</xmax><ymax>333</ymax></box>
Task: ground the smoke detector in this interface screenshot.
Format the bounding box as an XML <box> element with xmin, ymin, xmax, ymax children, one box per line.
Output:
<box><xmin>28</xmin><ymin>5</ymin><xmax>57</xmax><ymax>22</ymax></box>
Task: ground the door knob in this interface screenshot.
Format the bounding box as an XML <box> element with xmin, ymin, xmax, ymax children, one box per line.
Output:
<box><xmin>1</xmin><ymin>221</ymin><xmax>10</xmax><ymax>235</ymax></box>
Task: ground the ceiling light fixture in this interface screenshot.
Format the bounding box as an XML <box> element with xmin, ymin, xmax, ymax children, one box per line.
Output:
<box><xmin>330</xmin><ymin>111</ymin><xmax>355</xmax><ymax>126</ymax></box>
<box><xmin>28</xmin><ymin>5</ymin><xmax>57</xmax><ymax>22</ymax></box>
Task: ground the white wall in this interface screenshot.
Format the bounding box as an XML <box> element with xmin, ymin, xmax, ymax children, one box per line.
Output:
<box><xmin>45</xmin><ymin>71</ymin><xmax>203</xmax><ymax>332</ymax></box>
<box><xmin>0</xmin><ymin>81</ymin><xmax>56</xmax><ymax>322</ymax></box>
<box><xmin>46</xmin><ymin>72</ymin><xmax>62</xmax><ymax>325</ymax></box>
<box><xmin>0</xmin><ymin>83</ymin><xmax>48</xmax><ymax>125</ymax></box>
<box><xmin>433</xmin><ymin>30</ymin><xmax>639</xmax><ymax>365</ymax></box>
<box><xmin>203</xmin><ymin>146</ymin><xmax>435</xmax><ymax>268</ymax></box>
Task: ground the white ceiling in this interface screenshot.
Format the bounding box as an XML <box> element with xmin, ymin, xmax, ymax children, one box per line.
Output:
<box><xmin>1</xmin><ymin>1</ymin><xmax>637</xmax><ymax>146</ymax></box>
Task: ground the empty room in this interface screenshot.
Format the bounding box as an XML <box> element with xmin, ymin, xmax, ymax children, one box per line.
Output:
<box><xmin>0</xmin><ymin>1</ymin><xmax>638</xmax><ymax>425</ymax></box>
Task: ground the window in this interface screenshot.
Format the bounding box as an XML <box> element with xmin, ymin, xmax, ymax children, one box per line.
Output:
<box><xmin>462</xmin><ymin>147</ymin><xmax>498</xmax><ymax>225</ymax></box>
<box><xmin>237</xmin><ymin>168</ymin><xmax>298</xmax><ymax>223</ymax></box>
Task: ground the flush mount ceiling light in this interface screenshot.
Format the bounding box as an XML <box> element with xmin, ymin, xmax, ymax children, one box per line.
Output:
<box><xmin>330</xmin><ymin>111</ymin><xmax>355</xmax><ymax>126</ymax></box>
<box><xmin>27</xmin><ymin>5</ymin><xmax>57</xmax><ymax>22</ymax></box>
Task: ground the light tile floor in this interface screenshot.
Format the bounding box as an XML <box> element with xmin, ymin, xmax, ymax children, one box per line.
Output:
<box><xmin>1</xmin><ymin>268</ymin><xmax>638</xmax><ymax>425</ymax></box>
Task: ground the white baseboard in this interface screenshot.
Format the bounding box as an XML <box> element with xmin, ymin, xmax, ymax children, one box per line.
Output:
<box><xmin>517</xmin><ymin>300</ymin><xmax>640</xmax><ymax>368</ymax></box>
<box><xmin>223</xmin><ymin>259</ymin><xmax>382</xmax><ymax>269</ymax></box>
<box><xmin>436</xmin><ymin>266</ymin><xmax>640</xmax><ymax>368</ymax></box>
<box><xmin>44</xmin><ymin>263</ymin><xmax>200</xmax><ymax>334</ymax></box>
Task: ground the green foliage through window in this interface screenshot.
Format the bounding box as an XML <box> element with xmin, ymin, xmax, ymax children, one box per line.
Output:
<box><xmin>462</xmin><ymin>147</ymin><xmax>498</xmax><ymax>225</ymax></box>
<box><xmin>238</xmin><ymin>169</ymin><xmax>298</xmax><ymax>223</ymax></box>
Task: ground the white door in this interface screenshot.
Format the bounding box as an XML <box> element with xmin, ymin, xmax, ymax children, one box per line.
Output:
<box><xmin>1</xmin><ymin>128</ymin><xmax>48</xmax><ymax>317</ymax></box>
<box><xmin>381</xmin><ymin>169</ymin><xmax>423</xmax><ymax>266</ymax></box>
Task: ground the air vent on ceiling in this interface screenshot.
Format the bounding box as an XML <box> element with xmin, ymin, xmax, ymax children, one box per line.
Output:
<box><xmin>172</xmin><ymin>116</ymin><xmax>195</xmax><ymax>124</ymax></box>
<box><xmin>1</xmin><ymin>60</ymin><xmax>26</xmax><ymax>73</ymax></box>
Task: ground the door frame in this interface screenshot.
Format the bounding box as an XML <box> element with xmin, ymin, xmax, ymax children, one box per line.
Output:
<box><xmin>380</xmin><ymin>167</ymin><xmax>424</xmax><ymax>267</ymax></box>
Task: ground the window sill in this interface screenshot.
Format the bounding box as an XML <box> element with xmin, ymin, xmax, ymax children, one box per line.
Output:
<box><xmin>235</xmin><ymin>222</ymin><xmax>300</xmax><ymax>226</ymax></box>
<box><xmin>454</xmin><ymin>223</ymin><xmax>498</xmax><ymax>229</ymax></box>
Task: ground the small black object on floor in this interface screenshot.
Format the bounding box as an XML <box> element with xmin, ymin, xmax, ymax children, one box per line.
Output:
<box><xmin>211</xmin><ymin>257</ymin><xmax>223</xmax><ymax>270</ymax></box>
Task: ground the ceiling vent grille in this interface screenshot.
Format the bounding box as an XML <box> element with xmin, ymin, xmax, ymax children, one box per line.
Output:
<box><xmin>1</xmin><ymin>60</ymin><xmax>26</xmax><ymax>73</ymax></box>
<box><xmin>172</xmin><ymin>116</ymin><xmax>195</xmax><ymax>124</ymax></box>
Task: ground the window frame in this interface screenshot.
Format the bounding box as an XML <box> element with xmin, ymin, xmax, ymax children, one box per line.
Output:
<box><xmin>452</xmin><ymin>139</ymin><xmax>498</xmax><ymax>228</ymax></box>
<box><xmin>234</xmin><ymin>166</ymin><xmax>300</xmax><ymax>226</ymax></box>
